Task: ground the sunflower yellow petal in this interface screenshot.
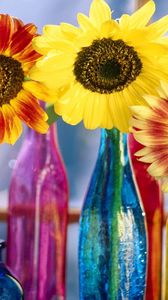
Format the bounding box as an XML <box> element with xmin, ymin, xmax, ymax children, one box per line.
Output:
<box><xmin>137</xmin><ymin>42</ymin><xmax>168</xmax><ymax>56</ymax></box>
<box><xmin>36</xmin><ymin>52</ymin><xmax>74</xmax><ymax>71</ymax></box>
<box><xmin>61</xmin><ymin>97</ymin><xmax>84</xmax><ymax>125</ymax></box>
<box><xmin>43</xmin><ymin>25</ymin><xmax>63</xmax><ymax>39</ymax></box>
<box><xmin>56</xmin><ymin>83</ymin><xmax>86</xmax><ymax>124</ymax></box>
<box><xmin>89</xmin><ymin>0</ymin><xmax>111</xmax><ymax>28</ymax></box>
<box><xmin>121</xmin><ymin>29</ymin><xmax>151</xmax><ymax>46</ymax></box>
<box><xmin>58</xmin><ymin>96</ymin><xmax>84</xmax><ymax>125</ymax></box>
<box><xmin>75</xmin><ymin>30</ymin><xmax>98</xmax><ymax>48</ymax></box>
<box><xmin>77</xmin><ymin>13</ymin><xmax>96</xmax><ymax>32</ymax></box>
<box><xmin>100</xmin><ymin>96</ymin><xmax>113</xmax><ymax>129</ymax></box>
<box><xmin>160</xmin><ymin>81</ymin><xmax>168</xmax><ymax>97</ymax></box>
<box><xmin>60</xmin><ymin>23</ymin><xmax>81</xmax><ymax>39</ymax></box>
<box><xmin>83</xmin><ymin>93</ymin><xmax>102</xmax><ymax>129</ymax></box>
<box><xmin>123</xmin><ymin>84</ymin><xmax>144</xmax><ymax>106</ymax></box>
<box><xmin>62</xmin><ymin>112</ymin><xmax>83</xmax><ymax>126</ymax></box>
<box><xmin>126</xmin><ymin>0</ymin><xmax>155</xmax><ymax>29</ymax></box>
<box><xmin>32</xmin><ymin>36</ymin><xmax>53</xmax><ymax>55</ymax></box>
<box><xmin>147</xmin><ymin>15</ymin><xmax>168</xmax><ymax>38</ymax></box>
<box><xmin>43</xmin><ymin>39</ymin><xmax>76</xmax><ymax>53</ymax></box>
<box><xmin>23</xmin><ymin>81</ymin><xmax>57</xmax><ymax>103</ymax></box>
<box><xmin>119</xmin><ymin>14</ymin><xmax>130</xmax><ymax>30</ymax></box>
<box><xmin>56</xmin><ymin>83</ymin><xmax>86</xmax><ymax>110</ymax></box>
<box><xmin>41</xmin><ymin>23</ymin><xmax>80</xmax><ymax>44</ymax></box>
<box><xmin>99</xmin><ymin>20</ymin><xmax>120</xmax><ymax>38</ymax></box>
<box><xmin>109</xmin><ymin>93</ymin><xmax>130</xmax><ymax>133</ymax></box>
<box><xmin>134</xmin><ymin>75</ymin><xmax>158</xmax><ymax>96</ymax></box>
<box><xmin>29</xmin><ymin>66</ymin><xmax>51</xmax><ymax>81</ymax></box>
<box><xmin>29</xmin><ymin>65</ymin><xmax>72</xmax><ymax>89</ymax></box>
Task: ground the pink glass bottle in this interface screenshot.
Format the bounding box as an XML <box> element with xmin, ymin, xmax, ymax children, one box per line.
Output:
<box><xmin>128</xmin><ymin>134</ymin><xmax>163</xmax><ymax>300</ymax></box>
<box><xmin>7</xmin><ymin>123</ymin><xmax>69</xmax><ymax>300</ymax></box>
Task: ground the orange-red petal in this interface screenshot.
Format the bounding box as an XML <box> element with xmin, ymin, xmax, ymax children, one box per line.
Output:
<box><xmin>11</xmin><ymin>90</ymin><xmax>49</xmax><ymax>133</ymax></box>
<box><xmin>17</xmin><ymin>47</ymin><xmax>40</xmax><ymax>63</ymax></box>
<box><xmin>0</xmin><ymin>14</ymin><xmax>13</xmax><ymax>53</ymax></box>
<box><xmin>9</xmin><ymin>23</ymin><xmax>37</xmax><ymax>56</ymax></box>
<box><xmin>1</xmin><ymin>104</ymin><xmax>22</xmax><ymax>144</ymax></box>
<box><xmin>12</xmin><ymin>17</ymin><xmax>24</xmax><ymax>35</ymax></box>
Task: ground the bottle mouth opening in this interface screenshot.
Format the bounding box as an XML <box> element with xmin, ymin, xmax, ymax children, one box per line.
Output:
<box><xmin>0</xmin><ymin>240</ymin><xmax>6</xmax><ymax>249</ymax></box>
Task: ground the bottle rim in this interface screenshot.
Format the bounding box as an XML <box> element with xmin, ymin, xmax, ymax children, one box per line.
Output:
<box><xmin>0</xmin><ymin>240</ymin><xmax>6</xmax><ymax>249</ymax></box>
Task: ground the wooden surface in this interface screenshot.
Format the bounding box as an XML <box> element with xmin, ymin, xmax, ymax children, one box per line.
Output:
<box><xmin>0</xmin><ymin>207</ymin><xmax>81</xmax><ymax>224</ymax></box>
<box><xmin>0</xmin><ymin>206</ymin><xmax>167</xmax><ymax>225</ymax></box>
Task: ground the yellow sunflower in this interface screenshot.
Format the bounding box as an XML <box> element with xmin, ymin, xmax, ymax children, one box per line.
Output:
<box><xmin>30</xmin><ymin>0</ymin><xmax>168</xmax><ymax>132</ymax></box>
<box><xmin>0</xmin><ymin>14</ymin><xmax>56</xmax><ymax>145</ymax></box>
<box><xmin>131</xmin><ymin>81</ymin><xmax>168</xmax><ymax>192</ymax></box>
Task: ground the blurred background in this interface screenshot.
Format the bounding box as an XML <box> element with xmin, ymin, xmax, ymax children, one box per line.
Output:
<box><xmin>0</xmin><ymin>0</ymin><xmax>166</xmax><ymax>299</ymax></box>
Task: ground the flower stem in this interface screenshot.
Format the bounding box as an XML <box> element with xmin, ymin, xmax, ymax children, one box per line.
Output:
<box><xmin>106</xmin><ymin>128</ymin><xmax>123</xmax><ymax>299</ymax></box>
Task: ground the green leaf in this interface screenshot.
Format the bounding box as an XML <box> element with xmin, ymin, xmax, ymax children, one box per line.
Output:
<box><xmin>46</xmin><ymin>105</ymin><xmax>59</xmax><ymax>125</ymax></box>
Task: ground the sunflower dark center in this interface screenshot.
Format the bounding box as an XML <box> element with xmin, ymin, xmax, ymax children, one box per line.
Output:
<box><xmin>99</xmin><ymin>59</ymin><xmax>121</xmax><ymax>79</ymax></box>
<box><xmin>0</xmin><ymin>55</ymin><xmax>24</xmax><ymax>106</ymax></box>
<box><xmin>73</xmin><ymin>38</ymin><xmax>142</xmax><ymax>94</ymax></box>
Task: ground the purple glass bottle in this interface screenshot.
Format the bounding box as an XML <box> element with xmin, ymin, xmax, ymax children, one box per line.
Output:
<box><xmin>7</xmin><ymin>123</ymin><xmax>69</xmax><ymax>300</ymax></box>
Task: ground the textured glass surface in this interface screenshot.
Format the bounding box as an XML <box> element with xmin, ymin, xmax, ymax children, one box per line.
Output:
<box><xmin>7</xmin><ymin>124</ymin><xmax>69</xmax><ymax>300</ymax></box>
<box><xmin>79</xmin><ymin>128</ymin><xmax>147</xmax><ymax>299</ymax></box>
<box><xmin>128</xmin><ymin>134</ymin><xmax>163</xmax><ymax>300</ymax></box>
<box><xmin>0</xmin><ymin>241</ymin><xmax>23</xmax><ymax>299</ymax></box>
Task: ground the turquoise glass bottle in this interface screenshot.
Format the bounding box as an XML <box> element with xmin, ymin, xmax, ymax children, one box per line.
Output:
<box><xmin>79</xmin><ymin>128</ymin><xmax>147</xmax><ymax>299</ymax></box>
<box><xmin>0</xmin><ymin>240</ymin><xmax>23</xmax><ymax>299</ymax></box>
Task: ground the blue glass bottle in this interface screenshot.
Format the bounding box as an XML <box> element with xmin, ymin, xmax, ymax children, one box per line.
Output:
<box><xmin>0</xmin><ymin>240</ymin><xmax>23</xmax><ymax>299</ymax></box>
<box><xmin>79</xmin><ymin>128</ymin><xmax>147</xmax><ymax>299</ymax></box>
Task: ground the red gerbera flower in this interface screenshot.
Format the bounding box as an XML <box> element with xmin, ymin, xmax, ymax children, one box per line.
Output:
<box><xmin>131</xmin><ymin>81</ymin><xmax>168</xmax><ymax>191</ymax></box>
<box><xmin>0</xmin><ymin>14</ymin><xmax>53</xmax><ymax>144</ymax></box>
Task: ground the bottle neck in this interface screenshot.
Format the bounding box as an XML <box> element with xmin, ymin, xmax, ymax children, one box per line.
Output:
<box><xmin>24</xmin><ymin>123</ymin><xmax>59</xmax><ymax>168</ymax></box>
<box><xmin>26</xmin><ymin>123</ymin><xmax>58</xmax><ymax>147</ymax></box>
<box><xmin>100</xmin><ymin>129</ymin><xmax>128</xmax><ymax>166</ymax></box>
<box><xmin>26</xmin><ymin>99</ymin><xmax>58</xmax><ymax>146</ymax></box>
<box><xmin>0</xmin><ymin>240</ymin><xmax>6</xmax><ymax>262</ymax></box>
